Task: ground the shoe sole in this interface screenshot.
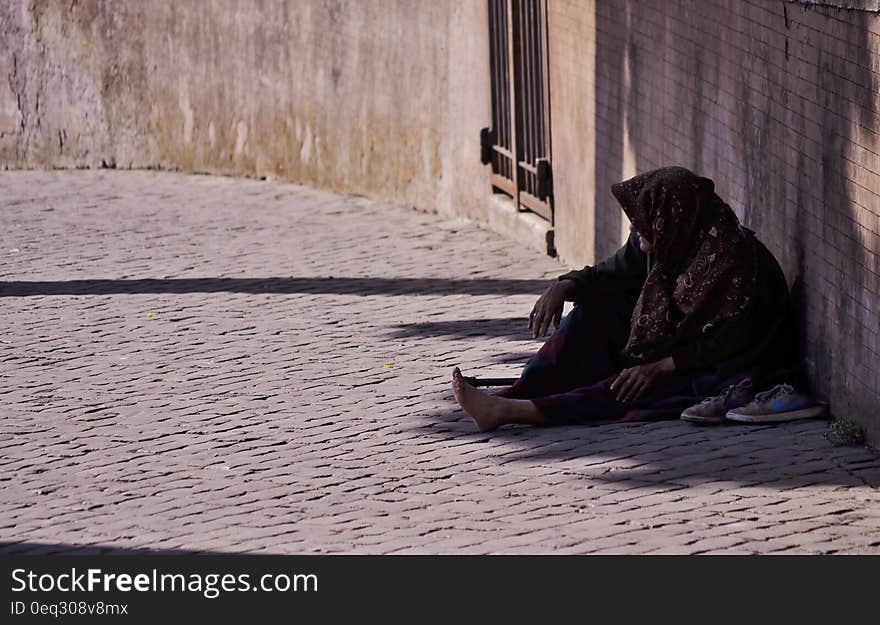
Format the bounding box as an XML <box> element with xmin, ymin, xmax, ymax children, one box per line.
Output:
<box><xmin>681</xmin><ymin>414</ymin><xmax>725</xmax><ymax>424</ymax></box>
<box><xmin>725</xmin><ymin>404</ymin><xmax>828</xmax><ymax>423</ymax></box>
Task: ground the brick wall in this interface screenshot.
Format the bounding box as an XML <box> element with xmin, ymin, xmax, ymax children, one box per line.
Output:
<box><xmin>549</xmin><ymin>0</ymin><xmax>880</xmax><ymax>441</ymax></box>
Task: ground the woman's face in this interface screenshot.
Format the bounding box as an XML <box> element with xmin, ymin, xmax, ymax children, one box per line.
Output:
<box><xmin>631</xmin><ymin>224</ymin><xmax>654</xmax><ymax>253</ymax></box>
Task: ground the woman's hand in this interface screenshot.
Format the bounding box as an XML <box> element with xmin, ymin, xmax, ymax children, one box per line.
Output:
<box><xmin>529</xmin><ymin>280</ymin><xmax>576</xmax><ymax>338</ymax></box>
<box><xmin>610</xmin><ymin>356</ymin><xmax>676</xmax><ymax>403</ymax></box>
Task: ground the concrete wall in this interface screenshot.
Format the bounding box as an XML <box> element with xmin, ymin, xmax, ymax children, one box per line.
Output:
<box><xmin>548</xmin><ymin>0</ymin><xmax>880</xmax><ymax>441</ymax></box>
<box><xmin>0</xmin><ymin>0</ymin><xmax>492</xmax><ymax>222</ymax></box>
<box><xmin>547</xmin><ymin>0</ymin><xmax>598</xmax><ymax>270</ymax></box>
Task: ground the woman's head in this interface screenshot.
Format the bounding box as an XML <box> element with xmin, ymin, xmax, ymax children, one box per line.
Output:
<box><xmin>614</xmin><ymin>167</ymin><xmax>758</xmax><ymax>364</ymax></box>
<box><xmin>612</xmin><ymin>166</ymin><xmax>717</xmax><ymax>266</ymax></box>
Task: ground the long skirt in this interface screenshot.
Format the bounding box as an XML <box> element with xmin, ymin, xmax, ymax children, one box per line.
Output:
<box><xmin>497</xmin><ymin>292</ymin><xmax>744</xmax><ymax>425</ymax></box>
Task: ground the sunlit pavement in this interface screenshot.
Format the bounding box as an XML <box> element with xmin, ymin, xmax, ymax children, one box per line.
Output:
<box><xmin>3</xmin><ymin>170</ymin><xmax>880</xmax><ymax>554</ymax></box>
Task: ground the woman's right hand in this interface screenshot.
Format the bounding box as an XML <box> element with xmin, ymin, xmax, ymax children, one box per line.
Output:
<box><xmin>529</xmin><ymin>280</ymin><xmax>576</xmax><ymax>338</ymax></box>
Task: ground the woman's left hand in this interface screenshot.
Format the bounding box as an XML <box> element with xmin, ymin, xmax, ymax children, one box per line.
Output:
<box><xmin>610</xmin><ymin>356</ymin><xmax>676</xmax><ymax>403</ymax></box>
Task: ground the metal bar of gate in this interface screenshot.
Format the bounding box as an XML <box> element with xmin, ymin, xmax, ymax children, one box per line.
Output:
<box><xmin>540</xmin><ymin>0</ymin><xmax>553</xmax><ymax>224</ymax></box>
<box><xmin>525</xmin><ymin>0</ymin><xmax>535</xmax><ymax>199</ymax></box>
<box><xmin>486</xmin><ymin>0</ymin><xmax>551</xmax><ymax>221</ymax></box>
<box><xmin>506</xmin><ymin>0</ymin><xmax>520</xmax><ymax>209</ymax></box>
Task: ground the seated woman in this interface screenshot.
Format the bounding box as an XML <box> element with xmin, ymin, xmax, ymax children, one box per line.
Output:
<box><xmin>452</xmin><ymin>166</ymin><xmax>796</xmax><ymax>432</ymax></box>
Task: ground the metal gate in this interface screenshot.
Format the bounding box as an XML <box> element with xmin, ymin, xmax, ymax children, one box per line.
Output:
<box><xmin>481</xmin><ymin>0</ymin><xmax>553</xmax><ymax>222</ymax></box>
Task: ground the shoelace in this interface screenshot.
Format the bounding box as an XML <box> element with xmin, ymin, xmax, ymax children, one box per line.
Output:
<box><xmin>700</xmin><ymin>379</ymin><xmax>751</xmax><ymax>405</ymax></box>
<box><xmin>752</xmin><ymin>383</ymin><xmax>794</xmax><ymax>403</ymax></box>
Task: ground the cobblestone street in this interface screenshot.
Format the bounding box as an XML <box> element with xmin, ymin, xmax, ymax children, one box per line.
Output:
<box><xmin>2</xmin><ymin>170</ymin><xmax>880</xmax><ymax>554</ymax></box>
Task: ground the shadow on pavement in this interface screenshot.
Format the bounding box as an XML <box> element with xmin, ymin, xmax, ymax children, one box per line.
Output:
<box><xmin>0</xmin><ymin>277</ymin><xmax>548</xmax><ymax>298</ymax></box>
<box><xmin>0</xmin><ymin>541</ymin><xmax>218</xmax><ymax>556</ymax></box>
<box><xmin>389</xmin><ymin>318</ymin><xmax>533</xmax><ymax>340</ymax></box>
<box><xmin>483</xmin><ymin>351</ymin><xmax>536</xmax><ymax>365</ymax></box>
<box><xmin>412</xmin><ymin>404</ymin><xmax>880</xmax><ymax>490</ymax></box>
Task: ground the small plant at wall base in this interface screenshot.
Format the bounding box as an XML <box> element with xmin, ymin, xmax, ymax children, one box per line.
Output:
<box><xmin>824</xmin><ymin>418</ymin><xmax>864</xmax><ymax>446</ymax></box>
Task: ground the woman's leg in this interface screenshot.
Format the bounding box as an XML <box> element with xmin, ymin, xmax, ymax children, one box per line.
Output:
<box><xmin>454</xmin><ymin>366</ymin><xmax>698</xmax><ymax>431</ymax></box>
<box><xmin>453</xmin><ymin>367</ymin><xmax>551</xmax><ymax>431</ymax></box>
<box><xmin>498</xmin><ymin>292</ymin><xmax>635</xmax><ymax>400</ymax></box>
<box><xmin>530</xmin><ymin>372</ymin><xmax>697</xmax><ymax>425</ymax></box>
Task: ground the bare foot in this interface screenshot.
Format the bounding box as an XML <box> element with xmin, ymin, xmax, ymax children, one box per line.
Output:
<box><xmin>452</xmin><ymin>367</ymin><xmax>502</xmax><ymax>432</ymax></box>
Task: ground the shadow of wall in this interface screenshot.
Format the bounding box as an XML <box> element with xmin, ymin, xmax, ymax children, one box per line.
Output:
<box><xmin>553</xmin><ymin>0</ymin><xmax>879</xmax><ymax>441</ymax></box>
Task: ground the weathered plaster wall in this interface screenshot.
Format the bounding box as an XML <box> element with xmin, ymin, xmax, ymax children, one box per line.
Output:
<box><xmin>549</xmin><ymin>0</ymin><xmax>880</xmax><ymax>441</ymax></box>
<box><xmin>0</xmin><ymin>0</ymin><xmax>492</xmax><ymax>221</ymax></box>
<box><xmin>547</xmin><ymin>0</ymin><xmax>597</xmax><ymax>271</ymax></box>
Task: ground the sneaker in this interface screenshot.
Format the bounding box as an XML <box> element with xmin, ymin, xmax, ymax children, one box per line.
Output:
<box><xmin>725</xmin><ymin>383</ymin><xmax>828</xmax><ymax>423</ymax></box>
<box><xmin>681</xmin><ymin>378</ymin><xmax>754</xmax><ymax>424</ymax></box>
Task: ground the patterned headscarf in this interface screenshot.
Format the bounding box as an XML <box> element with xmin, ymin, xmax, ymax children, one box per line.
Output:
<box><xmin>611</xmin><ymin>166</ymin><xmax>758</xmax><ymax>364</ymax></box>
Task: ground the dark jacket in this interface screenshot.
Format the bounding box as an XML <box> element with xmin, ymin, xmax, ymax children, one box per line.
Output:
<box><xmin>557</xmin><ymin>231</ymin><xmax>795</xmax><ymax>376</ymax></box>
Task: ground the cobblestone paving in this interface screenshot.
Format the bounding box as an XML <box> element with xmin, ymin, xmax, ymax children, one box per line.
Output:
<box><xmin>2</xmin><ymin>170</ymin><xmax>880</xmax><ymax>554</ymax></box>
